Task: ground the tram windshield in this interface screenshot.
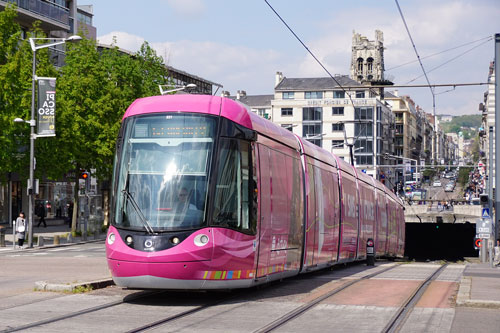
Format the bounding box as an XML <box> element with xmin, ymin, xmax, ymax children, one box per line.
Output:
<box><xmin>113</xmin><ymin>114</ymin><xmax>216</xmax><ymax>232</ymax></box>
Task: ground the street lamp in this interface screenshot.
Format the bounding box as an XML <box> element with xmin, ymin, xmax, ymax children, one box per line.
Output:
<box><xmin>159</xmin><ymin>83</ymin><xmax>197</xmax><ymax>95</ymax></box>
<box><xmin>18</xmin><ymin>36</ymin><xmax>81</xmax><ymax>248</ymax></box>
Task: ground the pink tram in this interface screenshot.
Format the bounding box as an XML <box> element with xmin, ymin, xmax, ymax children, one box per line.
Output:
<box><xmin>106</xmin><ymin>94</ymin><xmax>405</xmax><ymax>289</ymax></box>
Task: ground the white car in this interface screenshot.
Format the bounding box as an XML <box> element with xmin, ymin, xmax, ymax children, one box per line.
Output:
<box><xmin>433</xmin><ymin>181</ymin><xmax>442</xmax><ymax>187</ymax></box>
<box><xmin>444</xmin><ymin>184</ymin><xmax>454</xmax><ymax>192</ymax></box>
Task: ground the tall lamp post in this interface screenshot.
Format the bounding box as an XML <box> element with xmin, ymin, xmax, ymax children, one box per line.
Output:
<box><xmin>14</xmin><ymin>36</ymin><xmax>81</xmax><ymax>248</ymax></box>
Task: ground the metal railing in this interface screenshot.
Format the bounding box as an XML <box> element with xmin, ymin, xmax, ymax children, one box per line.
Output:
<box><xmin>4</xmin><ymin>0</ymin><xmax>70</xmax><ymax>26</ymax></box>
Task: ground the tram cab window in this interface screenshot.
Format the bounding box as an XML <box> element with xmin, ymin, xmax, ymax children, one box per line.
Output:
<box><xmin>212</xmin><ymin>138</ymin><xmax>256</xmax><ymax>234</ymax></box>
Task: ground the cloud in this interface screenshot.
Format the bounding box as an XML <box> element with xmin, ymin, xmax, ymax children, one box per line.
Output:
<box><xmin>151</xmin><ymin>40</ymin><xmax>284</xmax><ymax>93</ymax></box>
<box><xmin>165</xmin><ymin>0</ymin><xmax>205</xmax><ymax>18</ymax></box>
<box><xmin>97</xmin><ymin>31</ymin><xmax>145</xmax><ymax>51</ymax></box>
<box><xmin>96</xmin><ymin>0</ymin><xmax>499</xmax><ymax>114</ymax></box>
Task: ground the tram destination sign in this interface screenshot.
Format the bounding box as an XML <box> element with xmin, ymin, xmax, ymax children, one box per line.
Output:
<box><xmin>37</xmin><ymin>77</ymin><xmax>56</xmax><ymax>137</ymax></box>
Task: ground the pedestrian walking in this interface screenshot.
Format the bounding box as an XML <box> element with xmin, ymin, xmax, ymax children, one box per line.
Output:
<box><xmin>16</xmin><ymin>212</ymin><xmax>27</xmax><ymax>248</ymax></box>
<box><xmin>36</xmin><ymin>202</ymin><xmax>47</xmax><ymax>227</ymax></box>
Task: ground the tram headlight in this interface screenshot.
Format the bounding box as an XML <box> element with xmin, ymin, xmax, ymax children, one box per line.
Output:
<box><xmin>107</xmin><ymin>233</ymin><xmax>116</xmax><ymax>245</ymax></box>
<box><xmin>194</xmin><ymin>234</ymin><xmax>209</xmax><ymax>247</ymax></box>
<box><xmin>125</xmin><ymin>235</ymin><xmax>133</xmax><ymax>245</ymax></box>
<box><xmin>171</xmin><ymin>236</ymin><xmax>180</xmax><ymax>245</ymax></box>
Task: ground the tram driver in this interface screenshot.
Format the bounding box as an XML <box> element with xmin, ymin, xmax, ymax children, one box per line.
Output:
<box><xmin>173</xmin><ymin>187</ymin><xmax>201</xmax><ymax>227</ymax></box>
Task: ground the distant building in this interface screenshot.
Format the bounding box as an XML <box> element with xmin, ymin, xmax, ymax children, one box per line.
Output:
<box><xmin>224</xmin><ymin>90</ymin><xmax>273</xmax><ymax>119</ymax></box>
<box><xmin>272</xmin><ymin>72</ymin><xmax>395</xmax><ymax>182</ymax></box>
<box><xmin>440</xmin><ymin>115</ymin><xmax>454</xmax><ymax>123</ymax></box>
<box><xmin>0</xmin><ymin>1</ymin><xmax>96</xmax><ymax>67</ymax></box>
<box><xmin>350</xmin><ymin>30</ymin><xmax>385</xmax><ymax>83</ymax></box>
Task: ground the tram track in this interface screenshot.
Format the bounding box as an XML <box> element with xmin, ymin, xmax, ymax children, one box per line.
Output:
<box><xmin>253</xmin><ymin>263</ymin><xmax>402</xmax><ymax>333</ymax></box>
<box><xmin>254</xmin><ymin>262</ymin><xmax>448</xmax><ymax>333</ymax></box>
<box><xmin>0</xmin><ymin>290</ymin><xmax>166</xmax><ymax>333</ymax></box>
<box><xmin>382</xmin><ymin>263</ymin><xmax>449</xmax><ymax>333</ymax></box>
<box><xmin>1</xmin><ymin>262</ymin><xmax>450</xmax><ymax>333</ymax></box>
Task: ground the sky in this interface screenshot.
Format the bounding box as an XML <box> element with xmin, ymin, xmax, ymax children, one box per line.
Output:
<box><xmin>89</xmin><ymin>0</ymin><xmax>500</xmax><ymax>116</ymax></box>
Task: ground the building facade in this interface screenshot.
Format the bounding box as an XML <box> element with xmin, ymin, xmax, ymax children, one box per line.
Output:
<box><xmin>350</xmin><ymin>30</ymin><xmax>385</xmax><ymax>83</ymax></box>
<box><xmin>272</xmin><ymin>72</ymin><xmax>395</xmax><ymax>183</ymax></box>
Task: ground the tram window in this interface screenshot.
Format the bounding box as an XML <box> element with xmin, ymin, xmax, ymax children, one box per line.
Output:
<box><xmin>212</xmin><ymin>138</ymin><xmax>256</xmax><ymax>234</ymax></box>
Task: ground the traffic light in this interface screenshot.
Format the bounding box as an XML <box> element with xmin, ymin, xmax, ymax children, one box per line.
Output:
<box><xmin>79</xmin><ymin>171</ymin><xmax>91</xmax><ymax>193</ymax></box>
<box><xmin>480</xmin><ymin>194</ymin><xmax>488</xmax><ymax>206</ymax></box>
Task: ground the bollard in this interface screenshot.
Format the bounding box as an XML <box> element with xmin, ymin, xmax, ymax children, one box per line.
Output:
<box><xmin>37</xmin><ymin>236</ymin><xmax>44</xmax><ymax>247</ymax></box>
<box><xmin>0</xmin><ymin>226</ymin><xmax>5</xmax><ymax>247</ymax></box>
<box><xmin>366</xmin><ymin>238</ymin><xmax>375</xmax><ymax>266</ymax></box>
<box><xmin>53</xmin><ymin>235</ymin><xmax>60</xmax><ymax>245</ymax></box>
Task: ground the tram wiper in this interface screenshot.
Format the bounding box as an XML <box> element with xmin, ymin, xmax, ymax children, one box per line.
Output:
<box><xmin>122</xmin><ymin>179</ymin><xmax>154</xmax><ymax>235</ymax></box>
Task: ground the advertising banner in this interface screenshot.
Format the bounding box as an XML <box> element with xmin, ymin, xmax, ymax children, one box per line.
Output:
<box><xmin>37</xmin><ymin>77</ymin><xmax>56</xmax><ymax>136</ymax></box>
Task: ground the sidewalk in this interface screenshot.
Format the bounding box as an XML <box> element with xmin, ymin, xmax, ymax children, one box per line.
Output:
<box><xmin>0</xmin><ymin>217</ymin><xmax>104</xmax><ymax>249</ymax></box>
<box><xmin>456</xmin><ymin>262</ymin><xmax>500</xmax><ymax>308</ymax></box>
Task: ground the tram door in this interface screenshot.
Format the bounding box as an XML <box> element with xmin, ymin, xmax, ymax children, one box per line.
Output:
<box><xmin>256</xmin><ymin>145</ymin><xmax>272</xmax><ymax>278</ymax></box>
<box><xmin>255</xmin><ymin>144</ymin><xmax>303</xmax><ymax>278</ymax></box>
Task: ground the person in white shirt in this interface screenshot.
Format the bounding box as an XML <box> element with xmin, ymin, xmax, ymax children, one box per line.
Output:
<box><xmin>16</xmin><ymin>212</ymin><xmax>26</xmax><ymax>248</ymax></box>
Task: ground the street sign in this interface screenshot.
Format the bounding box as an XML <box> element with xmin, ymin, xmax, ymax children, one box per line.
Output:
<box><xmin>478</xmin><ymin>233</ymin><xmax>491</xmax><ymax>239</ymax></box>
<box><xmin>481</xmin><ymin>208</ymin><xmax>490</xmax><ymax>218</ymax></box>
<box><xmin>476</xmin><ymin>218</ymin><xmax>492</xmax><ymax>234</ymax></box>
<box><xmin>475</xmin><ymin>238</ymin><xmax>482</xmax><ymax>248</ymax></box>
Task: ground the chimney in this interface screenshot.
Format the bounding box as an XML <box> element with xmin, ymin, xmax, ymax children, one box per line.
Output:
<box><xmin>240</xmin><ymin>90</ymin><xmax>246</xmax><ymax>97</ymax></box>
<box><xmin>221</xmin><ymin>90</ymin><xmax>230</xmax><ymax>97</ymax></box>
<box><xmin>236</xmin><ymin>90</ymin><xmax>241</xmax><ymax>100</ymax></box>
<box><xmin>393</xmin><ymin>89</ymin><xmax>398</xmax><ymax>97</ymax></box>
<box><xmin>275</xmin><ymin>71</ymin><xmax>283</xmax><ymax>87</ymax></box>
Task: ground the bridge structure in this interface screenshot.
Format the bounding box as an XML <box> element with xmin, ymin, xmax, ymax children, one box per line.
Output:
<box><xmin>404</xmin><ymin>203</ymin><xmax>483</xmax><ymax>224</ymax></box>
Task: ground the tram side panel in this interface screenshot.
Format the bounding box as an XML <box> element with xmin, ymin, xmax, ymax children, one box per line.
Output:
<box><xmin>303</xmin><ymin>160</ymin><xmax>340</xmax><ymax>269</ymax></box>
<box><xmin>256</xmin><ymin>141</ymin><xmax>303</xmax><ymax>279</ymax></box>
<box><xmin>386</xmin><ymin>195</ymin><xmax>398</xmax><ymax>256</ymax></box>
<box><xmin>375</xmin><ymin>188</ymin><xmax>388</xmax><ymax>256</ymax></box>
<box><xmin>338</xmin><ymin>170</ymin><xmax>359</xmax><ymax>262</ymax></box>
<box><xmin>357</xmin><ymin>179</ymin><xmax>376</xmax><ymax>260</ymax></box>
<box><xmin>397</xmin><ymin>203</ymin><xmax>405</xmax><ymax>257</ymax></box>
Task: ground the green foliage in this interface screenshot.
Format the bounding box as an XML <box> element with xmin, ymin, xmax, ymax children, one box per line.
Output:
<box><xmin>1</xmin><ymin>10</ymin><xmax>170</xmax><ymax>184</ymax></box>
<box><xmin>440</xmin><ymin>115</ymin><xmax>481</xmax><ymax>139</ymax></box>
<box><xmin>458</xmin><ymin>167</ymin><xmax>472</xmax><ymax>187</ymax></box>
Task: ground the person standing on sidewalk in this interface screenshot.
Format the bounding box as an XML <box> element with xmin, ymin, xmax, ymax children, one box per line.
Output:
<box><xmin>494</xmin><ymin>239</ymin><xmax>500</xmax><ymax>267</ymax></box>
<box><xmin>36</xmin><ymin>202</ymin><xmax>47</xmax><ymax>227</ymax></box>
<box><xmin>16</xmin><ymin>212</ymin><xmax>26</xmax><ymax>248</ymax></box>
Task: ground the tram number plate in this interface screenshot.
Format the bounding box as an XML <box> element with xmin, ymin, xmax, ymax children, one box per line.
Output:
<box><xmin>478</xmin><ymin>233</ymin><xmax>490</xmax><ymax>239</ymax></box>
<box><xmin>367</xmin><ymin>247</ymin><xmax>374</xmax><ymax>254</ymax></box>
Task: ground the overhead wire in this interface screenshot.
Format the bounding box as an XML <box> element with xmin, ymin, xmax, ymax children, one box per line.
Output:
<box><xmin>394</xmin><ymin>0</ymin><xmax>437</xmax><ymax>165</ymax></box>
<box><xmin>263</xmin><ymin>0</ymin><xmax>370</xmax><ymax>152</ymax></box>
<box><xmin>404</xmin><ymin>38</ymin><xmax>492</xmax><ymax>84</ymax></box>
<box><xmin>386</xmin><ymin>35</ymin><xmax>493</xmax><ymax>71</ymax></box>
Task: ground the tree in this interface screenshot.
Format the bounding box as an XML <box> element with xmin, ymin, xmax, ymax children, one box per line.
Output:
<box><xmin>1</xmin><ymin>8</ymin><xmax>170</xmax><ymax>231</ymax></box>
<box><xmin>47</xmin><ymin>37</ymin><xmax>169</xmax><ymax>231</ymax></box>
<box><xmin>0</xmin><ymin>5</ymin><xmax>57</xmax><ymax>183</ymax></box>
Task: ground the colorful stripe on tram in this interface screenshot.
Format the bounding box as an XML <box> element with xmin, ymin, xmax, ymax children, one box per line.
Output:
<box><xmin>202</xmin><ymin>264</ymin><xmax>286</xmax><ymax>280</ymax></box>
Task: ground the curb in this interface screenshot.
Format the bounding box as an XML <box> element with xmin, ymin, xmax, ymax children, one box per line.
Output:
<box><xmin>35</xmin><ymin>278</ymin><xmax>114</xmax><ymax>292</ymax></box>
<box><xmin>456</xmin><ymin>276</ymin><xmax>500</xmax><ymax>309</ymax></box>
<box><xmin>0</xmin><ymin>238</ymin><xmax>106</xmax><ymax>252</ymax></box>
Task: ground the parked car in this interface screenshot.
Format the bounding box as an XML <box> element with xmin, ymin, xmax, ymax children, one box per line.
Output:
<box><xmin>433</xmin><ymin>180</ymin><xmax>442</xmax><ymax>187</ymax></box>
<box><xmin>444</xmin><ymin>184</ymin><xmax>454</xmax><ymax>192</ymax></box>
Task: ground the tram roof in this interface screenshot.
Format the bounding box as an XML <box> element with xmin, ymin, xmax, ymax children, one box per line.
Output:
<box><xmin>123</xmin><ymin>94</ymin><xmax>299</xmax><ymax>150</ymax></box>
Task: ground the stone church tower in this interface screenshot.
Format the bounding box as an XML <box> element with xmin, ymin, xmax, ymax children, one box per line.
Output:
<box><xmin>350</xmin><ymin>30</ymin><xmax>385</xmax><ymax>83</ymax></box>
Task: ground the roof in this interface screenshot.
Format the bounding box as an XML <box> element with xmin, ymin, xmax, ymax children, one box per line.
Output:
<box><xmin>230</xmin><ymin>95</ymin><xmax>273</xmax><ymax>108</ymax></box>
<box><xmin>275</xmin><ymin>76</ymin><xmax>362</xmax><ymax>91</ymax></box>
<box><xmin>96</xmin><ymin>43</ymin><xmax>222</xmax><ymax>88</ymax></box>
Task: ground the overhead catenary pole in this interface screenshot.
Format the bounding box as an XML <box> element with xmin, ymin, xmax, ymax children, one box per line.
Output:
<box><xmin>495</xmin><ymin>33</ymin><xmax>500</xmax><ymax>242</ymax></box>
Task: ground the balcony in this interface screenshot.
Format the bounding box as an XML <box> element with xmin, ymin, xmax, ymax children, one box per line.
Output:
<box><xmin>1</xmin><ymin>0</ymin><xmax>70</xmax><ymax>31</ymax></box>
